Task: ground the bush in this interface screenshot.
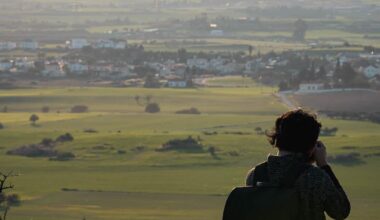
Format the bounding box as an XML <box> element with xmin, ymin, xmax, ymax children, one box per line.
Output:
<box><xmin>7</xmin><ymin>134</ymin><xmax>75</xmax><ymax>158</ymax></box>
<box><xmin>157</xmin><ymin>136</ymin><xmax>204</xmax><ymax>153</ymax></box>
<box><xmin>7</xmin><ymin>144</ymin><xmax>57</xmax><ymax>157</ymax></box>
<box><xmin>228</xmin><ymin>151</ymin><xmax>240</xmax><ymax>157</ymax></box>
<box><xmin>71</xmin><ymin>105</ymin><xmax>89</xmax><ymax>113</ymax></box>
<box><xmin>255</xmin><ymin>127</ymin><xmax>264</xmax><ymax>135</ymax></box>
<box><xmin>6</xmin><ymin>194</ymin><xmax>21</xmax><ymax>206</ymax></box>
<box><xmin>320</xmin><ymin>127</ymin><xmax>338</xmax><ymax>136</ymax></box>
<box><xmin>203</xmin><ymin>131</ymin><xmax>218</xmax><ymax>136</ymax></box>
<box><xmin>145</xmin><ymin>103</ymin><xmax>160</xmax><ymax>113</ymax></box>
<box><xmin>83</xmin><ymin>128</ymin><xmax>98</xmax><ymax>133</ymax></box>
<box><xmin>40</xmin><ymin>138</ymin><xmax>55</xmax><ymax>147</ymax></box>
<box><xmin>176</xmin><ymin>107</ymin><xmax>201</xmax><ymax>114</ymax></box>
<box><xmin>117</xmin><ymin>150</ymin><xmax>126</xmax><ymax>154</ymax></box>
<box><xmin>56</xmin><ymin>133</ymin><xmax>74</xmax><ymax>142</ymax></box>
<box><xmin>208</xmin><ymin>146</ymin><xmax>217</xmax><ymax>157</ymax></box>
<box><xmin>41</xmin><ymin>106</ymin><xmax>50</xmax><ymax>113</ymax></box>
<box><xmin>0</xmin><ymin>123</ymin><xmax>4</xmax><ymax>129</ymax></box>
<box><xmin>131</xmin><ymin>146</ymin><xmax>147</xmax><ymax>152</ymax></box>
<box><xmin>327</xmin><ymin>153</ymin><xmax>364</xmax><ymax>166</ymax></box>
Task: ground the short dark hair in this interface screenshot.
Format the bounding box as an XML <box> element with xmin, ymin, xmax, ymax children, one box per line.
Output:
<box><xmin>267</xmin><ymin>109</ymin><xmax>321</xmax><ymax>153</ymax></box>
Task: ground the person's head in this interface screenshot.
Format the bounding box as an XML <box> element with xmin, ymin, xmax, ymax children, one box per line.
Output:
<box><xmin>267</xmin><ymin>109</ymin><xmax>321</xmax><ymax>154</ymax></box>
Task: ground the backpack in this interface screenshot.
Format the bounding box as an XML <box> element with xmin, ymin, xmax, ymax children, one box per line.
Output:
<box><xmin>223</xmin><ymin>162</ymin><xmax>310</xmax><ymax>220</ymax></box>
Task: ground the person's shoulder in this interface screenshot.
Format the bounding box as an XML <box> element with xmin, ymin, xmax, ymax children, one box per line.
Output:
<box><xmin>298</xmin><ymin>165</ymin><xmax>332</xmax><ymax>186</ymax></box>
<box><xmin>246</xmin><ymin>161</ymin><xmax>267</xmax><ymax>186</ymax></box>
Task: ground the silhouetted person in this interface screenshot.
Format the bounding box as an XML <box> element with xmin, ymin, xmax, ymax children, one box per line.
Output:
<box><xmin>223</xmin><ymin>109</ymin><xmax>350</xmax><ymax>220</ymax></box>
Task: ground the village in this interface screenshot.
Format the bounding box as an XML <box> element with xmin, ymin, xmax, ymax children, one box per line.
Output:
<box><xmin>1</xmin><ymin>38</ymin><xmax>380</xmax><ymax>91</ymax></box>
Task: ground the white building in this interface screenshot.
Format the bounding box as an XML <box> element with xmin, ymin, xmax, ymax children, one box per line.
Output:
<box><xmin>0</xmin><ymin>42</ymin><xmax>17</xmax><ymax>51</ymax></box>
<box><xmin>70</xmin><ymin>38</ymin><xmax>89</xmax><ymax>49</ymax></box>
<box><xmin>209</xmin><ymin>57</ymin><xmax>227</xmax><ymax>70</ymax></box>
<box><xmin>173</xmin><ymin>64</ymin><xmax>187</xmax><ymax>77</ymax></box>
<box><xmin>0</xmin><ymin>60</ymin><xmax>13</xmax><ymax>71</ymax></box>
<box><xmin>218</xmin><ymin>62</ymin><xmax>243</xmax><ymax>75</ymax></box>
<box><xmin>89</xmin><ymin>63</ymin><xmax>114</xmax><ymax>76</ymax></box>
<box><xmin>19</xmin><ymin>40</ymin><xmax>39</xmax><ymax>50</ymax></box>
<box><xmin>14</xmin><ymin>58</ymin><xmax>35</xmax><ymax>72</ymax></box>
<box><xmin>210</xmin><ymin>30</ymin><xmax>224</xmax><ymax>37</ymax></box>
<box><xmin>363</xmin><ymin>65</ymin><xmax>380</xmax><ymax>78</ymax></box>
<box><xmin>167</xmin><ymin>79</ymin><xmax>188</xmax><ymax>88</ymax></box>
<box><xmin>299</xmin><ymin>83</ymin><xmax>324</xmax><ymax>92</ymax></box>
<box><xmin>67</xmin><ymin>62</ymin><xmax>89</xmax><ymax>74</ymax></box>
<box><xmin>187</xmin><ymin>57</ymin><xmax>209</xmax><ymax>70</ymax></box>
<box><xmin>94</xmin><ymin>39</ymin><xmax>127</xmax><ymax>49</ymax></box>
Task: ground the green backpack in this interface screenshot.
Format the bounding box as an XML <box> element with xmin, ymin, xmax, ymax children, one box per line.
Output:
<box><xmin>223</xmin><ymin>162</ymin><xmax>310</xmax><ymax>220</ymax></box>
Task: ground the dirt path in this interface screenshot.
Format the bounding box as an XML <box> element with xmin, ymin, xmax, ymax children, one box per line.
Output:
<box><xmin>277</xmin><ymin>92</ymin><xmax>298</xmax><ymax>110</ymax></box>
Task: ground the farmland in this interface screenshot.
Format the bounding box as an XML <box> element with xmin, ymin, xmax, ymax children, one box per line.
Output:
<box><xmin>292</xmin><ymin>90</ymin><xmax>380</xmax><ymax>113</ymax></box>
<box><xmin>0</xmin><ymin>84</ymin><xmax>379</xmax><ymax>219</ymax></box>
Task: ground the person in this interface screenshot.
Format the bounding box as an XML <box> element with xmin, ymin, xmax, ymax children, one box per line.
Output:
<box><xmin>243</xmin><ymin>109</ymin><xmax>350</xmax><ymax>219</ymax></box>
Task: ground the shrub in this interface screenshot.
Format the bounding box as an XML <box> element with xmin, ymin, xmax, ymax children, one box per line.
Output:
<box><xmin>40</xmin><ymin>138</ymin><xmax>54</xmax><ymax>147</ymax></box>
<box><xmin>176</xmin><ymin>107</ymin><xmax>201</xmax><ymax>114</ymax></box>
<box><xmin>0</xmin><ymin>123</ymin><xmax>4</xmax><ymax>129</ymax></box>
<box><xmin>208</xmin><ymin>146</ymin><xmax>217</xmax><ymax>157</ymax></box>
<box><xmin>7</xmin><ymin>134</ymin><xmax>75</xmax><ymax>159</ymax></box>
<box><xmin>203</xmin><ymin>131</ymin><xmax>218</xmax><ymax>136</ymax></box>
<box><xmin>41</xmin><ymin>106</ymin><xmax>50</xmax><ymax>113</ymax></box>
<box><xmin>320</xmin><ymin>127</ymin><xmax>338</xmax><ymax>136</ymax></box>
<box><xmin>71</xmin><ymin>105</ymin><xmax>89</xmax><ymax>113</ymax></box>
<box><xmin>56</xmin><ymin>133</ymin><xmax>74</xmax><ymax>142</ymax></box>
<box><xmin>117</xmin><ymin>150</ymin><xmax>126</xmax><ymax>154</ymax></box>
<box><xmin>145</xmin><ymin>103</ymin><xmax>160</xmax><ymax>113</ymax></box>
<box><xmin>327</xmin><ymin>153</ymin><xmax>364</xmax><ymax>166</ymax></box>
<box><xmin>228</xmin><ymin>151</ymin><xmax>240</xmax><ymax>157</ymax></box>
<box><xmin>6</xmin><ymin>194</ymin><xmax>21</xmax><ymax>206</ymax></box>
<box><xmin>131</xmin><ymin>146</ymin><xmax>147</xmax><ymax>152</ymax></box>
<box><xmin>7</xmin><ymin>144</ymin><xmax>57</xmax><ymax>157</ymax></box>
<box><xmin>83</xmin><ymin>128</ymin><xmax>98</xmax><ymax>133</ymax></box>
<box><xmin>157</xmin><ymin>136</ymin><xmax>204</xmax><ymax>153</ymax></box>
<box><xmin>255</xmin><ymin>127</ymin><xmax>264</xmax><ymax>135</ymax></box>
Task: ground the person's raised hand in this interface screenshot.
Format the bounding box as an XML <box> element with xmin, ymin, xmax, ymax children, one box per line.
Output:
<box><xmin>314</xmin><ymin>141</ymin><xmax>328</xmax><ymax>167</ymax></box>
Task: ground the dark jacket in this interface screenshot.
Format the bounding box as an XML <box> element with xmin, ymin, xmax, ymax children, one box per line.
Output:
<box><xmin>246</xmin><ymin>154</ymin><xmax>351</xmax><ymax>220</ymax></box>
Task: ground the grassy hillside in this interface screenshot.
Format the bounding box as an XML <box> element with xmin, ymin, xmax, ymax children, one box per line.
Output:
<box><xmin>0</xmin><ymin>85</ymin><xmax>379</xmax><ymax>219</ymax></box>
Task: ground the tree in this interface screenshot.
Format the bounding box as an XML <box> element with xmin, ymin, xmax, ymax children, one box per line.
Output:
<box><xmin>248</xmin><ymin>45</ymin><xmax>254</xmax><ymax>56</ymax></box>
<box><xmin>255</xmin><ymin>127</ymin><xmax>263</xmax><ymax>135</ymax></box>
<box><xmin>144</xmin><ymin>75</ymin><xmax>161</xmax><ymax>88</ymax></box>
<box><xmin>0</xmin><ymin>171</ymin><xmax>19</xmax><ymax>220</ymax></box>
<box><xmin>145</xmin><ymin>103</ymin><xmax>160</xmax><ymax>113</ymax></box>
<box><xmin>293</xmin><ymin>19</ymin><xmax>307</xmax><ymax>41</ymax></box>
<box><xmin>134</xmin><ymin>95</ymin><xmax>141</xmax><ymax>106</ymax></box>
<box><xmin>145</xmin><ymin>95</ymin><xmax>152</xmax><ymax>104</ymax></box>
<box><xmin>29</xmin><ymin>114</ymin><xmax>39</xmax><ymax>126</ymax></box>
<box><xmin>278</xmin><ymin>81</ymin><xmax>289</xmax><ymax>91</ymax></box>
<box><xmin>208</xmin><ymin>146</ymin><xmax>217</xmax><ymax>158</ymax></box>
<box><xmin>316</xmin><ymin>66</ymin><xmax>327</xmax><ymax>79</ymax></box>
<box><xmin>340</xmin><ymin>63</ymin><xmax>358</xmax><ymax>86</ymax></box>
<box><xmin>177</xmin><ymin>48</ymin><xmax>188</xmax><ymax>63</ymax></box>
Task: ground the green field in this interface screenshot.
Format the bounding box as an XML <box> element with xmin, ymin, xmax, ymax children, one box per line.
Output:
<box><xmin>0</xmin><ymin>84</ymin><xmax>379</xmax><ymax>219</ymax></box>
